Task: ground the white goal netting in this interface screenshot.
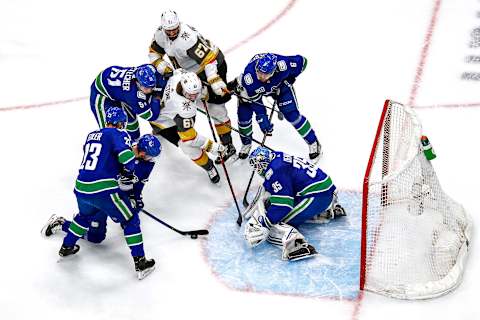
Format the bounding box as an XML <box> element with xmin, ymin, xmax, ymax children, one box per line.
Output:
<box><xmin>360</xmin><ymin>100</ymin><xmax>472</xmax><ymax>299</ymax></box>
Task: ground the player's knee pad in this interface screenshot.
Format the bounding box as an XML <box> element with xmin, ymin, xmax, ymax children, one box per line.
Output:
<box><xmin>281</xmin><ymin>108</ymin><xmax>301</xmax><ymax>123</ymax></box>
<box><xmin>86</xmin><ymin>232</ymin><xmax>106</xmax><ymax>244</ymax></box>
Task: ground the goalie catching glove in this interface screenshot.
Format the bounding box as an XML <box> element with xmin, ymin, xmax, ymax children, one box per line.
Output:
<box><xmin>205</xmin><ymin>61</ymin><xmax>227</xmax><ymax>96</ymax></box>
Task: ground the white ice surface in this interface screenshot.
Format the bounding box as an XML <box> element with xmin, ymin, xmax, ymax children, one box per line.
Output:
<box><xmin>0</xmin><ymin>0</ymin><xmax>478</xmax><ymax>319</ymax></box>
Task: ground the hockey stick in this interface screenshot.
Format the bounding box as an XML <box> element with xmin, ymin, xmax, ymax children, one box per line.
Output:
<box><xmin>228</xmin><ymin>90</ymin><xmax>283</xmax><ymax>117</ymax></box>
<box><xmin>195</xmin><ymin>107</ymin><xmax>274</xmax><ymax>151</ymax></box>
<box><xmin>141</xmin><ymin>209</ymin><xmax>209</xmax><ymax>239</ymax></box>
<box><xmin>242</xmin><ymin>100</ymin><xmax>277</xmax><ymax>208</ymax></box>
<box><xmin>201</xmin><ymin>100</ymin><xmax>244</xmax><ymax>227</ymax></box>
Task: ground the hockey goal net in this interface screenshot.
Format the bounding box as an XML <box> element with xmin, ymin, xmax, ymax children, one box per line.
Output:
<box><xmin>360</xmin><ymin>100</ymin><xmax>472</xmax><ymax>299</ymax></box>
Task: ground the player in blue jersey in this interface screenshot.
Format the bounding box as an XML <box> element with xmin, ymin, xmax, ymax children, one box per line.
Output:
<box><xmin>228</xmin><ymin>53</ymin><xmax>322</xmax><ymax>163</ymax></box>
<box><xmin>42</xmin><ymin>107</ymin><xmax>156</xmax><ymax>279</ymax></box>
<box><xmin>41</xmin><ymin>134</ymin><xmax>161</xmax><ymax>245</ymax></box>
<box><xmin>91</xmin><ymin>64</ymin><xmax>165</xmax><ymax>141</ymax></box>
<box><xmin>243</xmin><ymin>146</ymin><xmax>346</xmax><ymax>261</ymax></box>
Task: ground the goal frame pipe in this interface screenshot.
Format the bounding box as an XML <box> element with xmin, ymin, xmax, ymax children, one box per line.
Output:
<box><xmin>360</xmin><ymin>99</ymin><xmax>391</xmax><ymax>290</ymax></box>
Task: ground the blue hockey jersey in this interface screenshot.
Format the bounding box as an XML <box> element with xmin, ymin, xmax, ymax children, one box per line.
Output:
<box><xmin>241</xmin><ymin>53</ymin><xmax>306</xmax><ymax>101</ymax></box>
<box><xmin>74</xmin><ymin>128</ymin><xmax>135</xmax><ymax>196</ymax></box>
<box><xmin>131</xmin><ymin>159</ymin><xmax>155</xmax><ymax>199</ymax></box>
<box><xmin>92</xmin><ymin>66</ymin><xmax>162</xmax><ymax>121</ymax></box>
<box><xmin>263</xmin><ymin>152</ymin><xmax>336</xmax><ymax>224</ymax></box>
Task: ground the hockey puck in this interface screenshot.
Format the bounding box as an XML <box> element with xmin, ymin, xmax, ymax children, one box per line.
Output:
<box><xmin>191</xmin><ymin>234</ymin><xmax>198</xmax><ymax>239</ymax></box>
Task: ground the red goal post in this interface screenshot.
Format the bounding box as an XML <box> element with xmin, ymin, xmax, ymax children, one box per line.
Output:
<box><xmin>360</xmin><ymin>100</ymin><xmax>472</xmax><ymax>299</ymax></box>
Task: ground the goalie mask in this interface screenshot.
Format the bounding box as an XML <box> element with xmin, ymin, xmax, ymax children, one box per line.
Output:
<box><xmin>249</xmin><ymin>146</ymin><xmax>274</xmax><ymax>177</ymax></box>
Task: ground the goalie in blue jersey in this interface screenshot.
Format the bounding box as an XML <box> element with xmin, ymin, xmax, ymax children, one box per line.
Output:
<box><xmin>41</xmin><ymin>107</ymin><xmax>161</xmax><ymax>280</ymax></box>
<box><xmin>243</xmin><ymin>147</ymin><xmax>346</xmax><ymax>261</ymax></box>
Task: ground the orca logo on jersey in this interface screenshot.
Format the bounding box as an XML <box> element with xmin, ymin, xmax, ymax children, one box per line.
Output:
<box><xmin>122</xmin><ymin>69</ymin><xmax>135</xmax><ymax>91</ymax></box>
<box><xmin>137</xmin><ymin>91</ymin><xmax>147</xmax><ymax>100</ymax></box>
<box><xmin>87</xmin><ymin>132</ymin><xmax>103</xmax><ymax>142</ymax></box>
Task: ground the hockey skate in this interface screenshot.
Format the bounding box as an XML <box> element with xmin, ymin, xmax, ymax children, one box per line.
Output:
<box><xmin>333</xmin><ymin>203</ymin><xmax>347</xmax><ymax>218</ymax></box>
<box><xmin>286</xmin><ymin>239</ymin><xmax>318</xmax><ymax>261</ymax></box>
<box><xmin>215</xmin><ymin>143</ymin><xmax>237</xmax><ymax>164</ymax></box>
<box><xmin>134</xmin><ymin>256</ymin><xmax>156</xmax><ymax>280</ymax></box>
<box><xmin>308</xmin><ymin>140</ymin><xmax>322</xmax><ymax>163</ymax></box>
<box><xmin>207</xmin><ymin>166</ymin><xmax>220</xmax><ymax>184</ymax></box>
<box><xmin>306</xmin><ymin>202</ymin><xmax>347</xmax><ymax>224</ymax></box>
<box><xmin>41</xmin><ymin>214</ymin><xmax>66</xmax><ymax>237</ymax></box>
<box><xmin>238</xmin><ymin>143</ymin><xmax>252</xmax><ymax>159</ymax></box>
<box><xmin>59</xmin><ymin>244</ymin><xmax>80</xmax><ymax>257</ymax></box>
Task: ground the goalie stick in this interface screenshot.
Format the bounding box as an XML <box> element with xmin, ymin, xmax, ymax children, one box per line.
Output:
<box><xmin>141</xmin><ymin>209</ymin><xmax>209</xmax><ymax>239</ymax></box>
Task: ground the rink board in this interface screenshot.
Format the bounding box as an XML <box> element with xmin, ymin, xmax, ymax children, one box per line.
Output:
<box><xmin>203</xmin><ymin>190</ymin><xmax>362</xmax><ymax>299</ymax></box>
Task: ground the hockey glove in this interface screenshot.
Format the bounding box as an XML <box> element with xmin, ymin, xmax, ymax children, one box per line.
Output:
<box><xmin>256</xmin><ymin>114</ymin><xmax>273</xmax><ymax>136</ymax></box>
<box><xmin>227</xmin><ymin>76</ymin><xmax>250</xmax><ymax>102</ymax></box>
<box><xmin>156</xmin><ymin>60</ymin><xmax>174</xmax><ymax>76</ymax></box>
<box><xmin>202</xmin><ymin>140</ymin><xmax>226</xmax><ymax>156</ymax></box>
<box><xmin>118</xmin><ymin>171</ymin><xmax>138</xmax><ymax>192</ymax></box>
<box><xmin>129</xmin><ymin>194</ymin><xmax>144</xmax><ymax>209</ymax></box>
<box><xmin>205</xmin><ymin>62</ymin><xmax>227</xmax><ymax>96</ymax></box>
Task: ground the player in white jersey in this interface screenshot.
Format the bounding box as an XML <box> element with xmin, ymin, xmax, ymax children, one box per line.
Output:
<box><xmin>149</xmin><ymin>10</ymin><xmax>236</xmax><ymax>164</ymax></box>
<box><xmin>150</xmin><ymin>69</ymin><xmax>225</xmax><ymax>183</ymax></box>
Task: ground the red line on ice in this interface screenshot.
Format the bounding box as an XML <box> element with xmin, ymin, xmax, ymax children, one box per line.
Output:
<box><xmin>408</xmin><ymin>0</ymin><xmax>442</xmax><ymax>106</ymax></box>
<box><xmin>0</xmin><ymin>0</ymin><xmax>298</xmax><ymax>112</ymax></box>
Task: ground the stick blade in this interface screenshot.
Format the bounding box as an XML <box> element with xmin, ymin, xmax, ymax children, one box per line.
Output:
<box><xmin>187</xmin><ymin>229</ymin><xmax>209</xmax><ymax>236</ymax></box>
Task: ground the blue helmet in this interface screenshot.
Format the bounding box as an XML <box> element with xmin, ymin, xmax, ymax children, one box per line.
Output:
<box><xmin>135</xmin><ymin>64</ymin><xmax>156</xmax><ymax>88</ymax></box>
<box><xmin>249</xmin><ymin>146</ymin><xmax>274</xmax><ymax>176</ymax></box>
<box><xmin>255</xmin><ymin>53</ymin><xmax>277</xmax><ymax>74</ymax></box>
<box><xmin>137</xmin><ymin>134</ymin><xmax>162</xmax><ymax>158</ymax></box>
<box><xmin>105</xmin><ymin>106</ymin><xmax>127</xmax><ymax>126</ymax></box>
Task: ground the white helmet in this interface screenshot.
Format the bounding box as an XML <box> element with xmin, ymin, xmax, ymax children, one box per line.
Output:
<box><xmin>161</xmin><ymin>10</ymin><xmax>180</xmax><ymax>31</ymax></box>
<box><xmin>180</xmin><ymin>72</ymin><xmax>202</xmax><ymax>100</ymax></box>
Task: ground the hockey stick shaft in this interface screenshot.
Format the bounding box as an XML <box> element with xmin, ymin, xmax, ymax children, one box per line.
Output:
<box><xmin>195</xmin><ymin>107</ymin><xmax>274</xmax><ymax>151</ymax></box>
<box><xmin>228</xmin><ymin>90</ymin><xmax>282</xmax><ymax>115</ymax></box>
<box><xmin>242</xmin><ymin>100</ymin><xmax>277</xmax><ymax>208</ymax></box>
<box><xmin>201</xmin><ymin>100</ymin><xmax>243</xmax><ymax>227</ymax></box>
<box><xmin>141</xmin><ymin>209</ymin><xmax>209</xmax><ymax>236</ymax></box>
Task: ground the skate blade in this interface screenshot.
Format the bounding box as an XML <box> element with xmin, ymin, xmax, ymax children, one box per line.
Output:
<box><xmin>40</xmin><ymin>214</ymin><xmax>57</xmax><ymax>238</ymax></box>
<box><xmin>137</xmin><ymin>266</ymin><xmax>156</xmax><ymax>280</ymax></box>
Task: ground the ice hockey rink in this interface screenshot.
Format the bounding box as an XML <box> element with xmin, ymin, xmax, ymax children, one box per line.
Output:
<box><xmin>0</xmin><ymin>0</ymin><xmax>478</xmax><ymax>319</ymax></box>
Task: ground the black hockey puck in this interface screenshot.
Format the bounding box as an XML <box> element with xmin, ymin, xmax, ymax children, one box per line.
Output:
<box><xmin>191</xmin><ymin>234</ymin><xmax>198</xmax><ymax>239</ymax></box>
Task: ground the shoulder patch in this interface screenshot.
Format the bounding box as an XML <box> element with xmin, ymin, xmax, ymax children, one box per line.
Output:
<box><xmin>243</xmin><ymin>73</ymin><xmax>253</xmax><ymax>86</ymax></box>
<box><xmin>277</xmin><ymin>60</ymin><xmax>287</xmax><ymax>71</ymax></box>
<box><xmin>137</xmin><ymin>91</ymin><xmax>147</xmax><ymax>100</ymax></box>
